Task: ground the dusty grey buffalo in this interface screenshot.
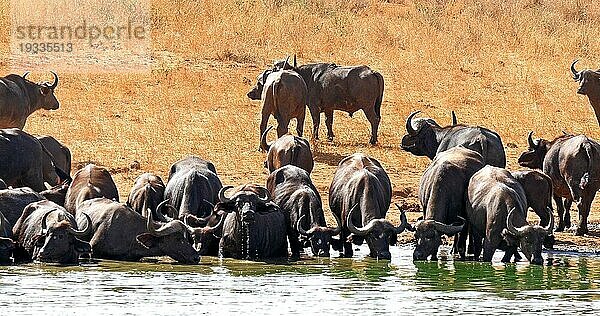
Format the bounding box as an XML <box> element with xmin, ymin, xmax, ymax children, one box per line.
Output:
<box><xmin>12</xmin><ymin>200</ymin><xmax>92</xmax><ymax>264</ymax></box>
<box><xmin>401</xmin><ymin>111</ymin><xmax>506</xmax><ymax>167</ymax></box>
<box><xmin>248</xmin><ymin>62</ymin><xmax>308</xmax><ymax>143</ymax></box>
<box><xmin>571</xmin><ymin>60</ymin><xmax>600</xmax><ymax>125</ymax></box>
<box><xmin>329</xmin><ymin>153</ymin><xmax>411</xmax><ymax>259</ymax></box>
<box><xmin>273</xmin><ymin>56</ymin><xmax>384</xmax><ymax>144</ymax></box>
<box><xmin>64</xmin><ymin>164</ymin><xmax>119</xmax><ymax>215</ymax></box>
<box><xmin>0</xmin><ymin>187</ymin><xmax>45</xmax><ymax>230</ymax></box>
<box><xmin>0</xmin><ymin>72</ymin><xmax>59</xmax><ymax>129</ymax></box>
<box><xmin>218</xmin><ymin>185</ymin><xmax>289</xmax><ymax>260</ymax></box>
<box><xmin>35</xmin><ymin>135</ymin><xmax>71</xmax><ymax>175</ymax></box>
<box><xmin>414</xmin><ymin>147</ymin><xmax>485</xmax><ymax>261</ymax></box>
<box><xmin>77</xmin><ymin>198</ymin><xmax>199</xmax><ymax>263</ymax></box>
<box><xmin>165</xmin><ymin>156</ymin><xmax>223</xmax><ymax>226</ymax></box>
<box><xmin>267</xmin><ymin>165</ymin><xmax>341</xmax><ymax>258</ymax></box>
<box><xmin>466</xmin><ymin>166</ymin><xmax>554</xmax><ymax>265</ymax></box>
<box><xmin>127</xmin><ymin>173</ymin><xmax>166</xmax><ymax>219</ymax></box>
<box><xmin>0</xmin><ymin>212</ymin><xmax>15</xmax><ymax>263</ymax></box>
<box><xmin>261</xmin><ymin>125</ymin><xmax>314</xmax><ymax>174</ymax></box>
<box><xmin>518</xmin><ymin>132</ymin><xmax>600</xmax><ymax>235</ymax></box>
<box><xmin>0</xmin><ymin>128</ymin><xmax>69</xmax><ymax>192</ymax></box>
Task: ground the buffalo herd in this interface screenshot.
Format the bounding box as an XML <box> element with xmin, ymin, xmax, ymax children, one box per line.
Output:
<box><xmin>0</xmin><ymin>58</ymin><xmax>598</xmax><ymax>267</ymax></box>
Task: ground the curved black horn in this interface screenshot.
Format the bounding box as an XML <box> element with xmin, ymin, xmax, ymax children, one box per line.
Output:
<box><xmin>405</xmin><ymin>111</ymin><xmax>420</xmax><ymax>135</ymax></box>
<box><xmin>205</xmin><ymin>213</ymin><xmax>226</xmax><ymax>234</ymax></box>
<box><xmin>297</xmin><ymin>215</ymin><xmax>311</xmax><ymax>236</ymax></box>
<box><xmin>346</xmin><ymin>204</ymin><xmax>375</xmax><ymax>236</ymax></box>
<box><xmin>256</xmin><ymin>187</ymin><xmax>271</xmax><ymax>203</ymax></box>
<box><xmin>451</xmin><ymin>111</ymin><xmax>457</xmax><ymax>125</ymax></box>
<box><xmin>528</xmin><ymin>131</ymin><xmax>536</xmax><ymax>148</ymax></box>
<box><xmin>329</xmin><ymin>211</ymin><xmax>342</xmax><ymax>236</ymax></box>
<box><xmin>49</xmin><ymin>71</ymin><xmax>58</xmax><ymax>89</ymax></box>
<box><xmin>282</xmin><ymin>55</ymin><xmax>290</xmax><ymax>70</ymax></box>
<box><xmin>22</xmin><ymin>71</ymin><xmax>30</xmax><ymax>79</ymax></box>
<box><xmin>260</xmin><ymin>126</ymin><xmax>274</xmax><ymax>152</ymax></box>
<box><xmin>293</xmin><ymin>54</ymin><xmax>297</xmax><ymax>68</ymax></box>
<box><xmin>41</xmin><ymin>209</ymin><xmax>58</xmax><ymax>232</ymax></box>
<box><xmin>506</xmin><ymin>208</ymin><xmax>526</xmax><ymax>236</ymax></box>
<box><xmin>218</xmin><ymin>185</ymin><xmax>235</xmax><ymax>203</ymax></box>
<box><xmin>68</xmin><ymin>212</ymin><xmax>92</xmax><ymax>237</ymax></box>
<box><xmin>432</xmin><ymin>216</ymin><xmax>464</xmax><ymax>236</ymax></box>
<box><xmin>571</xmin><ymin>59</ymin><xmax>581</xmax><ymax>80</ymax></box>
<box><xmin>394</xmin><ymin>203</ymin><xmax>414</xmax><ymax>233</ymax></box>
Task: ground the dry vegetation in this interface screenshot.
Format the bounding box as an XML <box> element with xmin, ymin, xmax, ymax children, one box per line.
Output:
<box><xmin>0</xmin><ymin>0</ymin><xmax>600</xmax><ymax>247</ymax></box>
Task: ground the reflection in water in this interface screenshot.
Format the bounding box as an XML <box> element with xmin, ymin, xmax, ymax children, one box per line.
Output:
<box><xmin>0</xmin><ymin>245</ymin><xmax>599</xmax><ymax>314</ymax></box>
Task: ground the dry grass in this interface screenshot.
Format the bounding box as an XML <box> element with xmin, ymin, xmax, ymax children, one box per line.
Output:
<box><xmin>0</xmin><ymin>0</ymin><xmax>600</xmax><ymax>232</ymax></box>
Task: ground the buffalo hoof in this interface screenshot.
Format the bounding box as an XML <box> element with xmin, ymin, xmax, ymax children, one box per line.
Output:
<box><xmin>290</xmin><ymin>253</ymin><xmax>300</xmax><ymax>261</ymax></box>
<box><xmin>555</xmin><ymin>225</ymin><xmax>565</xmax><ymax>232</ymax></box>
<box><xmin>576</xmin><ymin>227</ymin><xmax>588</xmax><ymax>236</ymax></box>
<box><xmin>327</xmin><ymin>137</ymin><xmax>334</xmax><ymax>142</ymax></box>
<box><xmin>369</xmin><ymin>139</ymin><xmax>378</xmax><ymax>145</ymax></box>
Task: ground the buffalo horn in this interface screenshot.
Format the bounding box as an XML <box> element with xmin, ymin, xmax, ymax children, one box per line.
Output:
<box><xmin>571</xmin><ymin>59</ymin><xmax>580</xmax><ymax>80</ymax></box>
<box><xmin>68</xmin><ymin>212</ymin><xmax>93</xmax><ymax>237</ymax></box>
<box><xmin>218</xmin><ymin>186</ymin><xmax>235</xmax><ymax>203</ymax></box>
<box><xmin>506</xmin><ymin>208</ymin><xmax>527</xmax><ymax>236</ymax></box>
<box><xmin>346</xmin><ymin>204</ymin><xmax>375</xmax><ymax>236</ymax></box>
<box><xmin>405</xmin><ymin>111</ymin><xmax>420</xmax><ymax>135</ymax></box>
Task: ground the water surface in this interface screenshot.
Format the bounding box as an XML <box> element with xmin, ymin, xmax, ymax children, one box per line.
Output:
<box><xmin>0</xmin><ymin>245</ymin><xmax>599</xmax><ymax>315</ymax></box>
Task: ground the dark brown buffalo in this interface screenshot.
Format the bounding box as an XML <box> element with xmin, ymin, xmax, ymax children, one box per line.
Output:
<box><xmin>466</xmin><ymin>166</ymin><xmax>553</xmax><ymax>265</ymax></box>
<box><xmin>127</xmin><ymin>173</ymin><xmax>166</xmax><ymax>219</ymax></box>
<box><xmin>571</xmin><ymin>60</ymin><xmax>600</xmax><ymax>125</ymax></box>
<box><xmin>267</xmin><ymin>165</ymin><xmax>341</xmax><ymax>258</ymax></box>
<box><xmin>0</xmin><ymin>72</ymin><xmax>59</xmax><ymax>129</ymax></box>
<box><xmin>274</xmin><ymin>56</ymin><xmax>384</xmax><ymax>144</ymax></box>
<box><xmin>186</xmin><ymin>207</ymin><xmax>226</xmax><ymax>256</ymax></box>
<box><xmin>0</xmin><ymin>128</ymin><xmax>69</xmax><ymax>192</ymax></box>
<box><xmin>77</xmin><ymin>198</ymin><xmax>199</xmax><ymax>264</ymax></box>
<box><xmin>12</xmin><ymin>200</ymin><xmax>92</xmax><ymax>264</ymax></box>
<box><xmin>329</xmin><ymin>153</ymin><xmax>410</xmax><ymax>260</ymax></box>
<box><xmin>518</xmin><ymin>132</ymin><xmax>600</xmax><ymax>235</ymax></box>
<box><xmin>248</xmin><ymin>63</ymin><xmax>308</xmax><ymax>143</ymax></box>
<box><xmin>218</xmin><ymin>185</ymin><xmax>289</xmax><ymax>260</ymax></box>
<box><xmin>415</xmin><ymin>147</ymin><xmax>485</xmax><ymax>261</ymax></box>
<box><xmin>0</xmin><ymin>212</ymin><xmax>15</xmax><ymax>264</ymax></box>
<box><xmin>36</xmin><ymin>135</ymin><xmax>71</xmax><ymax>175</ymax></box>
<box><xmin>401</xmin><ymin>111</ymin><xmax>506</xmax><ymax>168</ymax></box>
<box><xmin>64</xmin><ymin>164</ymin><xmax>119</xmax><ymax>215</ymax></box>
<box><xmin>165</xmin><ymin>156</ymin><xmax>223</xmax><ymax>226</ymax></box>
<box><xmin>261</xmin><ymin>125</ymin><xmax>314</xmax><ymax>174</ymax></box>
<box><xmin>0</xmin><ymin>187</ymin><xmax>45</xmax><ymax>230</ymax></box>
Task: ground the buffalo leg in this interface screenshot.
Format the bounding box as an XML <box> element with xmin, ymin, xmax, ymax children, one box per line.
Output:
<box><xmin>276</xmin><ymin>117</ymin><xmax>290</xmax><ymax>138</ymax></box>
<box><xmin>363</xmin><ymin>107</ymin><xmax>380</xmax><ymax>145</ymax></box>
<box><xmin>576</xmin><ymin>194</ymin><xmax>594</xmax><ymax>236</ymax></box>
<box><xmin>296</xmin><ymin>109</ymin><xmax>306</xmax><ymax>137</ymax></box>
<box><xmin>471</xmin><ymin>231</ymin><xmax>483</xmax><ymax>261</ymax></box>
<box><xmin>564</xmin><ymin>198</ymin><xmax>572</xmax><ymax>229</ymax></box>
<box><xmin>259</xmin><ymin>110</ymin><xmax>270</xmax><ymax>151</ymax></box>
<box><xmin>501</xmin><ymin>246</ymin><xmax>518</xmax><ymax>263</ymax></box>
<box><xmin>482</xmin><ymin>236</ymin><xmax>500</xmax><ymax>262</ymax></box>
<box><xmin>308</xmin><ymin>106</ymin><xmax>321</xmax><ymax>140</ymax></box>
<box><xmin>324</xmin><ymin>110</ymin><xmax>335</xmax><ymax>141</ymax></box>
<box><xmin>554</xmin><ymin>195</ymin><xmax>566</xmax><ymax>232</ymax></box>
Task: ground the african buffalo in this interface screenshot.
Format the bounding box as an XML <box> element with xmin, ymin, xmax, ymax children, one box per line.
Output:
<box><xmin>414</xmin><ymin>147</ymin><xmax>485</xmax><ymax>261</ymax></box>
<box><xmin>401</xmin><ymin>111</ymin><xmax>506</xmax><ymax>167</ymax></box>
<box><xmin>165</xmin><ymin>156</ymin><xmax>223</xmax><ymax>226</ymax></box>
<box><xmin>186</xmin><ymin>208</ymin><xmax>226</xmax><ymax>256</ymax></box>
<box><xmin>0</xmin><ymin>128</ymin><xmax>69</xmax><ymax>192</ymax></box>
<box><xmin>0</xmin><ymin>187</ymin><xmax>45</xmax><ymax>230</ymax></box>
<box><xmin>64</xmin><ymin>164</ymin><xmax>119</xmax><ymax>215</ymax></box>
<box><xmin>0</xmin><ymin>212</ymin><xmax>15</xmax><ymax>263</ymax></box>
<box><xmin>77</xmin><ymin>198</ymin><xmax>199</xmax><ymax>264</ymax></box>
<box><xmin>466</xmin><ymin>166</ymin><xmax>554</xmax><ymax>265</ymax></box>
<box><xmin>0</xmin><ymin>72</ymin><xmax>59</xmax><ymax>129</ymax></box>
<box><xmin>261</xmin><ymin>125</ymin><xmax>314</xmax><ymax>174</ymax></box>
<box><xmin>248</xmin><ymin>60</ymin><xmax>308</xmax><ymax>143</ymax></box>
<box><xmin>218</xmin><ymin>185</ymin><xmax>288</xmax><ymax>260</ymax></box>
<box><xmin>39</xmin><ymin>181</ymin><xmax>70</xmax><ymax>207</ymax></box>
<box><xmin>36</xmin><ymin>135</ymin><xmax>71</xmax><ymax>174</ymax></box>
<box><xmin>127</xmin><ymin>173</ymin><xmax>166</xmax><ymax>219</ymax></box>
<box><xmin>273</xmin><ymin>56</ymin><xmax>384</xmax><ymax>144</ymax></box>
<box><xmin>518</xmin><ymin>132</ymin><xmax>600</xmax><ymax>235</ymax></box>
<box><xmin>329</xmin><ymin>153</ymin><xmax>411</xmax><ymax>259</ymax></box>
<box><xmin>571</xmin><ymin>60</ymin><xmax>600</xmax><ymax>125</ymax></box>
<box><xmin>267</xmin><ymin>165</ymin><xmax>341</xmax><ymax>258</ymax></box>
<box><xmin>12</xmin><ymin>200</ymin><xmax>91</xmax><ymax>264</ymax></box>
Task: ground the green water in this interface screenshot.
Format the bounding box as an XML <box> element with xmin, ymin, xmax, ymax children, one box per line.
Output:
<box><xmin>0</xmin><ymin>245</ymin><xmax>598</xmax><ymax>314</ymax></box>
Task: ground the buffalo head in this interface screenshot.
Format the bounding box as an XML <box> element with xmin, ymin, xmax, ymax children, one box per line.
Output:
<box><xmin>346</xmin><ymin>204</ymin><xmax>411</xmax><ymax>260</ymax></box>
<box><xmin>571</xmin><ymin>59</ymin><xmax>600</xmax><ymax>96</ymax></box>
<box><xmin>502</xmin><ymin>207</ymin><xmax>553</xmax><ymax>265</ymax></box>
<box><xmin>135</xmin><ymin>210</ymin><xmax>200</xmax><ymax>264</ymax></box>
<box><xmin>400</xmin><ymin>111</ymin><xmax>444</xmax><ymax>159</ymax></box>
<box><xmin>0</xmin><ymin>215</ymin><xmax>14</xmax><ymax>264</ymax></box>
<box><xmin>297</xmin><ymin>211</ymin><xmax>342</xmax><ymax>257</ymax></box>
<box><xmin>34</xmin><ymin>209</ymin><xmax>92</xmax><ymax>264</ymax></box>
<box><xmin>218</xmin><ymin>185</ymin><xmax>270</xmax><ymax>223</ymax></box>
<box><xmin>412</xmin><ymin>216</ymin><xmax>464</xmax><ymax>261</ymax></box>
<box><xmin>186</xmin><ymin>210</ymin><xmax>226</xmax><ymax>255</ymax></box>
<box><xmin>517</xmin><ymin>131</ymin><xmax>549</xmax><ymax>169</ymax></box>
<box><xmin>23</xmin><ymin>71</ymin><xmax>59</xmax><ymax>110</ymax></box>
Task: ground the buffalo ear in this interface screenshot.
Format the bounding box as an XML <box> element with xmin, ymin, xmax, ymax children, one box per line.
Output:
<box><xmin>136</xmin><ymin>233</ymin><xmax>158</xmax><ymax>249</ymax></box>
<box><xmin>274</xmin><ymin>169</ymin><xmax>286</xmax><ymax>186</ymax></box>
<box><xmin>40</xmin><ymin>86</ymin><xmax>50</xmax><ymax>95</ymax></box>
<box><xmin>74</xmin><ymin>238</ymin><xmax>91</xmax><ymax>253</ymax></box>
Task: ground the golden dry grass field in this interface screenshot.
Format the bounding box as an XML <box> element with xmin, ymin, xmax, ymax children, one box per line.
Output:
<box><xmin>0</xmin><ymin>0</ymin><xmax>600</xmax><ymax>247</ymax></box>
